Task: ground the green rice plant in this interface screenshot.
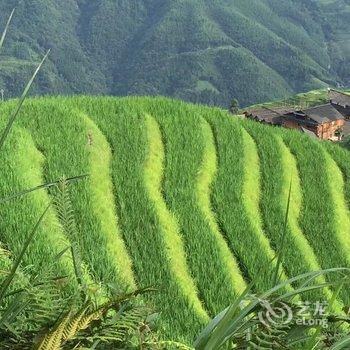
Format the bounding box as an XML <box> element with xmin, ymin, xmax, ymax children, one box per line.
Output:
<box><xmin>80</xmin><ymin>112</ymin><xmax>136</xmax><ymax>290</ymax></box>
<box><xmin>0</xmin><ymin>101</ymin><xmax>135</xmax><ymax>291</ymax></box>
<box><xmin>242</xmin><ymin>121</ymin><xmax>337</xmax><ymax>303</ymax></box>
<box><xmin>2</xmin><ymin>95</ymin><xmax>350</xmax><ymax>344</ymax></box>
<box><xmin>277</xmin><ymin>137</ymin><xmax>337</xmax><ymax>301</ymax></box>
<box><xmin>147</xmin><ymin>99</ymin><xmax>246</xmax><ymax>316</ymax></box>
<box><xmin>67</xmin><ymin>96</ymin><xmax>209</xmax><ymax>342</ymax></box>
<box><xmin>198</xmin><ymin>118</ymin><xmax>246</xmax><ymax>300</ymax></box>
<box><xmin>241</xmin><ymin>127</ymin><xmax>288</xmax><ymax>285</ymax></box>
<box><xmin>204</xmin><ymin>111</ymin><xmax>285</xmax><ymax>293</ymax></box>
<box><xmin>195</xmin><ymin>178</ymin><xmax>349</xmax><ymax>350</ymax></box>
<box><xmin>144</xmin><ymin>114</ymin><xmax>208</xmax><ymax>322</ymax></box>
<box><xmin>281</xmin><ymin>128</ymin><xmax>350</xmax><ymax>305</ymax></box>
<box><xmin>324</xmin><ymin>142</ymin><xmax>350</xmax><ymax>211</ymax></box>
<box><xmin>241</xmin><ymin>128</ymin><xmax>270</xmax><ymax>261</ymax></box>
<box><xmin>323</xmin><ymin>152</ymin><xmax>350</xmax><ymax>263</ymax></box>
<box><xmin>0</xmin><ymin>126</ymin><xmax>75</xmax><ymax>281</ymax></box>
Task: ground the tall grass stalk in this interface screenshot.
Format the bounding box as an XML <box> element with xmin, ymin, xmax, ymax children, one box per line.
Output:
<box><xmin>0</xmin><ymin>9</ymin><xmax>14</xmax><ymax>52</ymax></box>
<box><xmin>0</xmin><ymin>50</ymin><xmax>50</xmax><ymax>151</ymax></box>
<box><xmin>0</xmin><ymin>204</ymin><xmax>50</xmax><ymax>302</ymax></box>
<box><xmin>0</xmin><ymin>174</ymin><xmax>88</xmax><ymax>203</ymax></box>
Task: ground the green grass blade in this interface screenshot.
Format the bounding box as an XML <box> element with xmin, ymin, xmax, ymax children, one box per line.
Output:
<box><xmin>196</xmin><ymin>268</ymin><xmax>350</xmax><ymax>350</ymax></box>
<box><xmin>3</xmin><ymin>275</ymin><xmax>68</xmax><ymax>299</ymax></box>
<box><xmin>0</xmin><ymin>49</ymin><xmax>50</xmax><ymax>152</ymax></box>
<box><xmin>0</xmin><ymin>9</ymin><xmax>14</xmax><ymax>53</ymax></box>
<box><xmin>0</xmin><ymin>174</ymin><xmax>88</xmax><ymax>203</ymax></box>
<box><xmin>194</xmin><ymin>285</ymin><xmax>253</xmax><ymax>350</ymax></box>
<box><xmin>272</xmin><ymin>178</ymin><xmax>292</xmax><ymax>286</ymax></box>
<box><xmin>194</xmin><ymin>261</ymin><xmax>273</xmax><ymax>349</ymax></box>
<box><xmin>194</xmin><ymin>253</ymin><xmax>278</xmax><ymax>349</ymax></box>
<box><xmin>273</xmin><ymin>281</ymin><xmax>346</xmax><ymax>304</ymax></box>
<box><xmin>53</xmin><ymin>246</ymin><xmax>71</xmax><ymax>262</ymax></box>
<box><xmin>193</xmin><ymin>307</ymin><xmax>229</xmax><ymax>349</ymax></box>
<box><xmin>265</xmin><ymin>268</ymin><xmax>349</xmax><ymax>304</ymax></box>
<box><xmin>0</xmin><ymin>204</ymin><xmax>51</xmax><ymax>302</ymax></box>
<box><xmin>0</xmin><ymin>293</ymin><xmax>27</xmax><ymax>328</ymax></box>
<box><xmin>329</xmin><ymin>335</ymin><xmax>350</xmax><ymax>350</ymax></box>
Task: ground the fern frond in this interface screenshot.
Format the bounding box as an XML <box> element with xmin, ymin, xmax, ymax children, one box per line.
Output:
<box><xmin>54</xmin><ymin>179</ymin><xmax>83</xmax><ymax>287</ymax></box>
<box><xmin>62</xmin><ymin>303</ymin><xmax>90</xmax><ymax>341</ymax></box>
<box><xmin>78</xmin><ymin>288</ymin><xmax>153</xmax><ymax>330</ymax></box>
<box><xmin>76</xmin><ymin>304</ymin><xmax>105</xmax><ymax>331</ymax></box>
<box><xmin>155</xmin><ymin>341</ymin><xmax>194</xmax><ymax>350</ymax></box>
<box><xmin>36</xmin><ymin>312</ymin><xmax>71</xmax><ymax>350</ymax></box>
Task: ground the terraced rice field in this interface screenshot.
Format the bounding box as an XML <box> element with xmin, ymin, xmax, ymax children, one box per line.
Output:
<box><xmin>1</xmin><ymin>96</ymin><xmax>350</xmax><ymax>343</ymax></box>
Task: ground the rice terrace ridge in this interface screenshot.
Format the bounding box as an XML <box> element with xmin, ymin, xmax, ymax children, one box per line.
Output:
<box><xmin>1</xmin><ymin>95</ymin><xmax>350</xmax><ymax>344</ymax></box>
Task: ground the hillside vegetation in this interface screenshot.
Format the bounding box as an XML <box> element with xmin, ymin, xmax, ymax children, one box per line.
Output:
<box><xmin>0</xmin><ymin>0</ymin><xmax>349</xmax><ymax>106</ymax></box>
<box><xmin>1</xmin><ymin>96</ymin><xmax>350</xmax><ymax>344</ymax></box>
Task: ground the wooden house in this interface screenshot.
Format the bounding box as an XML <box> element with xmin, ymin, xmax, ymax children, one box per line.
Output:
<box><xmin>329</xmin><ymin>89</ymin><xmax>350</xmax><ymax>119</ymax></box>
<box><xmin>282</xmin><ymin>104</ymin><xmax>344</xmax><ymax>140</ymax></box>
<box><xmin>244</xmin><ymin>103</ymin><xmax>344</xmax><ymax>140</ymax></box>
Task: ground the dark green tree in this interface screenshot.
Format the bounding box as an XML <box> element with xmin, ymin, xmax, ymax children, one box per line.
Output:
<box><xmin>229</xmin><ymin>98</ymin><xmax>240</xmax><ymax>114</ymax></box>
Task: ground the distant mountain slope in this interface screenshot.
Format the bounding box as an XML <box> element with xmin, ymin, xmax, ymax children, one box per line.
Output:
<box><xmin>0</xmin><ymin>0</ymin><xmax>348</xmax><ymax>106</ymax></box>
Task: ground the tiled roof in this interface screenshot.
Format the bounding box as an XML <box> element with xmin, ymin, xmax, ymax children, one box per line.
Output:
<box><xmin>329</xmin><ymin>89</ymin><xmax>350</xmax><ymax>107</ymax></box>
<box><xmin>246</xmin><ymin>103</ymin><xmax>344</xmax><ymax>126</ymax></box>
<box><xmin>245</xmin><ymin>106</ymin><xmax>295</xmax><ymax>124</ymax></box>
<box><xmin>302</xmin><ymin>103</ymin><xmax>344</xmax><ymax>123</ymax></box>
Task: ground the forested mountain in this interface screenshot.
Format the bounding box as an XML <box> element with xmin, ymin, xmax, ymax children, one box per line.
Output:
<box><xmin>0</xmin><ymin>0</ymin><xmax>349</xmax><ymax>106</ymax></box>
